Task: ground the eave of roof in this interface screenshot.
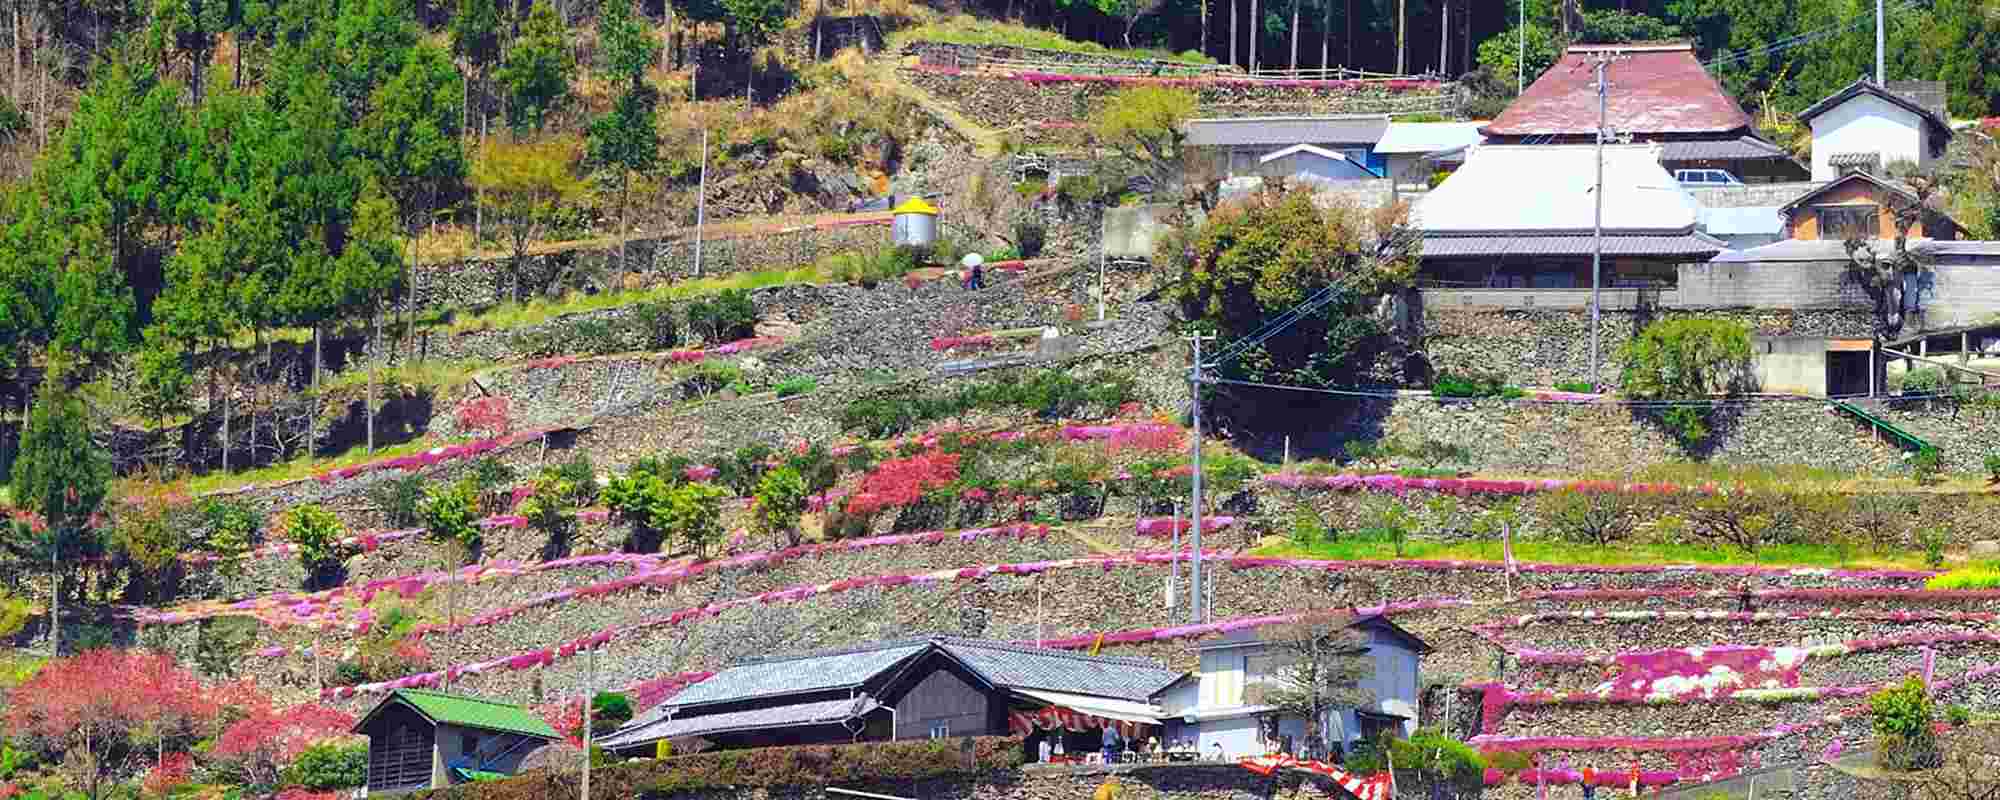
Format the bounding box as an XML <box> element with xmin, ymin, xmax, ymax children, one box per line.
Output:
<box><xmin>1419</xmin><ymin>231</ymin><xmax>1727</xmax><ymax>258</ymax></box>
<box><xmin>354</xmin><ymin>689</ymin><xmax>559</xmax><ymax>740</ymax></box>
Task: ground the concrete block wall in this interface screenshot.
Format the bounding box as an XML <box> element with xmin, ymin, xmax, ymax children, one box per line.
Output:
<box><xmin>1675</xmin><ymin>260</ymin><xmax>1871</xmax><ymax>309</ymax></box>
<box><xmin>1686</xmin><ymin>181</ymin><xmax>1825</xmax><ymax>208</ymax></box>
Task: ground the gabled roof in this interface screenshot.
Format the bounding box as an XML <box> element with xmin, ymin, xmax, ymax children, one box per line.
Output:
<box><xmin>1350</xmin><ymin>614</ymin><xmax>1432</xmax><ymax>655</ymax></box>
<box><xmin>1373</xmin><ymin>122</ymin><xmax>1486</xmax><ymax>155</ymax></box>
<box><xmin>1485</xmin><ymin>43</ymin><xmax>1753</xmax><ymax>137</ymax></box>
<box><xmin>1257</xmin><ymin>145</ymin><xmax>1378</xmax><ymax>180</ymax></box>
<box><xmin>1184</xmin><ymin>115</ymin><xmax>1390</xmax><ymax>148</ymax></box>
<box><xmin>664</xmin><ymin>637</ymin><xmax>1184</xmax><ymax>710</ymax></box>
<box><xmin>1258</xmin><ymin>143</ymin><xmax>1362</xmax><ymax>165</ymax></box>
<box><xmin>1658</xmin><ymin>135</ymin><xmax>1795</xmax><ymax>162</ymax></box>
<box><xmin>1778</xmin><ymin>171</ymin><xmax>1914</xmax><ymax>214</ymax></box>
<box><xmin>353</xmin><ymin>689</ymin><xmax>559</xmax><ymax>740</ymax></box>
<box><xmin>1797</xmin><ymin>78</ymin><xmax>1954</xmax><ymax>144</ymax></box>
<box><xmin>1415</xmin><ymin>144</ymin><xmax>1700</xmax><ymax>235</ymax></box>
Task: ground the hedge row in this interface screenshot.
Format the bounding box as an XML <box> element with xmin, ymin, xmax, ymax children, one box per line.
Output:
<box><xmin>417</xmin><ymin>736</ymin><xmax>1025</xmax><ymax>800</ymax></box>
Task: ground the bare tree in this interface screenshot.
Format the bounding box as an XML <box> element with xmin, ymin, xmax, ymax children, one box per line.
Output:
<box><xmin>1915</xmin><ymin>725</ymin><xmax>2000</xmax><ymax>800</ymax></box>
<box><xmin>1252</xmin><ymin>608</ymin><xmax>1376</xmax><ymax>759</ymax></box>
<box><xmin>1843</xmin><ymin>172</ymin><xmax>1942</xmax><ymax>338</ymax></box>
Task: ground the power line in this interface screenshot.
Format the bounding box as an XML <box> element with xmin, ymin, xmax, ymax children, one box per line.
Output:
<box><xmin>1702</xmin><ymin>0</ymin><xmax>1919</xmax><ymax>70</ymax></box>
<box><xmin>1201</xmin><ymin>376</ymin><xmax>1976</xmax><ymax>406</ymax></box>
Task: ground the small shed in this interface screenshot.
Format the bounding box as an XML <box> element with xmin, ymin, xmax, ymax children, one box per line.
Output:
<box><xmin>352</xmin><ymin>688</ymin><xmax>559</xmax><ymax>796</ymax></box>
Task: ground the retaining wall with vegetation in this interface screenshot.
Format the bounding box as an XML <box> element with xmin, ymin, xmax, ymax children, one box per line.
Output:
<box><xmin>899</xmin><ymin>66</ymin><xmax>1456</xmax><ymax>128</ymax></box>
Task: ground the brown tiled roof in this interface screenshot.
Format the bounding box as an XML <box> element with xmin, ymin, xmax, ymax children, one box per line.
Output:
<box><xmin>1484</xmin><ymin>44</ymin><xmax>1753</xmax><ymax>137</ymax></box>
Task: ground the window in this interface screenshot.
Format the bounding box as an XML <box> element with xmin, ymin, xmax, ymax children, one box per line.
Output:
<box><xmin>929</xmin><ymin>721</ymin><xmax>951</xmax><ymax>739</ymax></box>
<box><xmin>462</xmin><ymin>732</ymin><xmax>482</xmax><ymax>758</ymax></box>
<box><xmin>1818</xmin><ymin>207</ymin><xmax>1877</xmax><ymax>239</ymax></box>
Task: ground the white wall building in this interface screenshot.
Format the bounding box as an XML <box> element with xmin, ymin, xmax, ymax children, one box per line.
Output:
<box><xmin>1798</xmin><ymin>78</ymin><xmax>1953</xmax><ymax>181</ymax></box>
<box><xmin>1150</xmin><ymin>616</ymin><xmax>1428</xmax><ymax>760</ymax></box>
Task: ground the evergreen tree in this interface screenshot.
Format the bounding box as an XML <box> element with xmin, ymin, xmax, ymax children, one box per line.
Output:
<box><xmin>497</xmin><ymin>0</ymin><xmax>573</xmax><ymax>132</ymax></box>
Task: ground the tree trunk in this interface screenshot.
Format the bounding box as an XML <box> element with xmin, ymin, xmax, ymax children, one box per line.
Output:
<box><xmin>1345</xmin><ymin>0</ymin><xmax>1351</xmax><ymax>70</ymax></box>
<box><xmin>1439</xmin><ymin>0</ymin><xmax>1447</xmax><ymax>75</ymax></box>
<box><xmin>1289</xmin><ymin>0</ymin><xmax>1298</xmax><ymax>73</ymax></box>
<box><xmin>1229</xmin><ymin>0</ymin><xmax>1237</xmax><ymax>67</ymax></box>
<box><xmin>1200</xmin><ymin>0</ymin><xmax>1208</xmax><ymax>60</ymax></box>
<box><xmin>367</xmin><ymin>306</ymin><xmax>377</xmax><ymax>454</ymax></box>
<box><xmin>1248</xmin><ymin>0</ymin><xmax>1257</xmax><ymax>71</ymax></box>
<box><xmin>1320</xmin><ymin>0</ymin><xmax>1329</xmax><ymax>70</ymax></box>
<box><xmin>235</xmin><ymin>30</ymin><xmax>242</xmax><ymax>89</ymax></box>
<box><xmin>310</xmin><ymin>322</ymin><xmax>321</xmax><ymax>460</ymax></box>
<box><xmin>1395</xmin><ymin>0</ymin><xmax>1405</xmax><ymax>74</ymax></box>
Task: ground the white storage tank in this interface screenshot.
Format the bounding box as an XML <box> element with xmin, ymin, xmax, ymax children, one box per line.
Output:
<box><xmin>891</xmin><ymin>196</ymin><xmax>938</xmax><ymax>247</ymax></box>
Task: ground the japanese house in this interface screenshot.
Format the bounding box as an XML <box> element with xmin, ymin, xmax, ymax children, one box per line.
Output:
<box><xmin>597</xmin><ymin>636</ymin><xmax>1184</xmax><ymax>759</ymax></box>
<box><xmin>1798</xmin><ymin>78</ymin><xmax>1954</xmax><ymax>181</ymax></box>
<box><xmin>1413</xmin><ymin>142</ymin><xmax>1725</xmax><ymax>294</ymax></box>
<box><xmin>352</xmin><ymin>688</ymin><xmax>558</xmax><ymax>796</ymax></box>
<box><xmin>1481</xmin><ymin>43</ymin><xmax>1805</xmax><ymax>183</ymax></box>
<box><xmin>1777</xmin><ymin>171</ymin><xmax>1964</xmax><ymax>241</ymax></box>
<box><xmin>1373</xmin><ymin>121</ymin><xmax>1486</xmax><ymax>191</ymax></box>
<box><xmin>1185</xmin><ymin>115</ymin><xmax>1391</xmax><ymax>177</ymax></box>
<box><xmin>1150</xmin><ymin>615</ymin><xmax>1430</xmax><ymax>760</ymax></box>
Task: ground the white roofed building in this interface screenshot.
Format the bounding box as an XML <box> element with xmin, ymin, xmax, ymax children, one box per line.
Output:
<box><xmin>1413</xmin><ymin>143</ymin><xmax>1724</xmax><ymax>291</ymax></box>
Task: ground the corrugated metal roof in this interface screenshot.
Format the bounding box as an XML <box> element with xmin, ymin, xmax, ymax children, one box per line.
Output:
<box><xmin>1699</xmin><ymin>206</ymin><xmax>1785</xmax><ymax>236</ymax></box>
<box><xmin>1420</xmin><ymin>232</ymin><xmax>1726</xmax><ymax>258</ymax></box>
<box><xmin>1485</xmin><ymin>44</ymin><xmax>1752</xmax><ymax>137</ymax></box>
<box><xmin>665</xmin><ymin>642</ymin><xmax>931</xmax><ymax>708</ymax></box>
<box><xmin>599</xmin><ymin>697</ymin><xmax>880</xmax><ymax>749</ymax></box>
<box><xmin>1414</xmin><ymin>144</ymin><xmax>1700</xmax><ymax>234</ymax></box>
<box><xmin>369</xmin><ymin>689</ymin><xmax>559</xmax><ymax>739</ymax></box>
<box><xmin>1658</xmin><ymin>136</ymin><xmax>1792</xmax><ymax>161</ymax></box>
<box><xmin>663</xmin><ymin>637</ymin><xmax>1182</xmax><ymax>711</ymax></box>
<box><xmin>1373</xmin><ymin>122</ymin><xmax>1486</xmax><ymax>154</ymax></box>
<box><xmin>1185</xmin><ymin>115</ymin><xmax>1390</xmax><ymax>147</ymax></box>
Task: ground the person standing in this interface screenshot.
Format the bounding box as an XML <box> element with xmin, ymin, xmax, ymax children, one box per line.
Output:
<box><xmin>1101</xmin><ymin>726</ymin><xmax>1121</xmax><ymax>763</ymax></box>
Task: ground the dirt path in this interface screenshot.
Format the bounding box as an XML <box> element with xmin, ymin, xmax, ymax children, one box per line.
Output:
<box><xmin>873</xmin><ymin>54</ymin><xmax>1007</xmax><ymax>158</ymax></box>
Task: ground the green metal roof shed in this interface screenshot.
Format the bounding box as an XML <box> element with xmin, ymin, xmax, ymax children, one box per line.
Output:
<box><xmin>352</xmin><ymin>689</ymin><xmax>558</xmax><ymax>795</ymax></box>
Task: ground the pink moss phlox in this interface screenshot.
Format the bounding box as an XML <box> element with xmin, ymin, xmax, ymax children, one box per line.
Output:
<box><xmin>1134</xmin><ymin>516</ymin><xmax>1237</xmax><ymax>537</ymax></box>
<box><xmin>931</xmin><ymin>335</ymin><xmax>998</xmax><ymax>352</ymax></box>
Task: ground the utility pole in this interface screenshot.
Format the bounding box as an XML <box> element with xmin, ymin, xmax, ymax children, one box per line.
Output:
<box><xmin>1517</xmin><ymin>0</ymin><xmax>1524</xmax><ymax>92</ymax></box>
<box><xmin>1097</xmin><ymin>217</ymin><xmax>1108</xmax><ymax>322</ymax></box>
<box><xmin>694</xmin><ymin>130</ymin><xmax>708</xmax><ymax>277</ymax></box>
<box><xmin>1439</xmin><ymin>0</ymin><xmax>1447</xmax><ymax>76</ymax></box>
<box><xmin>1875</xmin><ymin>0</ymin><xmax>1884</xmax><ymax>85</ymax></box>
<box><xmin>1185</xmin><ymin>330</ymin><xmax>1215</xmax><ymax>624</ymax></box>
<box><xmin>582</xmin><ymin>645</ymin><xmax>596</xmax><ymax>800</ymax></box>
<box><xmin>1589</xmin><ymin>52</ymin><xmax>1618</xmax><ymax>388</ymax></box>
<box><xmin>1395</xmin><ymin>0</ymin><xmax>1406</xmax><ymax>74</ymax></box>
<box><xmin>1168</xmin><ymin>499</ymin><xmax>1181</xmax><ymax>621</ymax></box>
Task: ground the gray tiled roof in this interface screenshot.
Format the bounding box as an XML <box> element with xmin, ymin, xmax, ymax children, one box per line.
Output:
<box><xmin>663</xmin><ymin>637</ymin><xmax>1182</xmax><ymax>711</ymax></box>
<box><xmin>1421</xmin><ymin>231</ymin><xmax>1727</xmax><ymax>258</ymax></box>
<box><xmin>598</xmin><ymin>696</ymin><xmax>880</xmax><ymax>750</ymax></box>
<box><xmin>1658</xmin><ymin>136</ymin><xmax>1793</xmax><ymax>162</ymax></box>
<box><xmin>1185</xmin><ymin>115</ymin><xmax>1390</xmax><ymax>148</ymax></box>
<box><xmin>665</xmin><ymin>641</ymin><xmax>932</xmax><ymax>708</ymax></box>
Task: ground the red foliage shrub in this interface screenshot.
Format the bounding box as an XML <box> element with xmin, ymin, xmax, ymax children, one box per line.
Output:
<box><xmin>845</xmin><ymin>452</ymin><xmax>961</xmax><ymax>516</ymax></box>
<box><xmin>274</xmin><ymin>789</ymin><xmax>340</xmax><ymax>800</ymax></box>
<box><xmin>455</xmin><ymin>396</ymin><xmax>513</xmax><ymax>436</ymax></box>
<box><xmin>214</xmin><ymin>703</ymin><xmax>358</xmax><ymax>787</ymax></box>
<box><xmin>143</xmin><ymin>752</ymin><xmax>194</xmax><ymax>797</ymax></box>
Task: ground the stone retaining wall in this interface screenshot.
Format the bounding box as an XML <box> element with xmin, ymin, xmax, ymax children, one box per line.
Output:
<box><xmin>1419</xmin><ymin>304</ymin><xmax>1877</xmax><ymax>387</ymax></box>
<box><xmin>900</xmin><ymin>67</ymin><xmax>1456</xmax><ymax>129</ymax></box>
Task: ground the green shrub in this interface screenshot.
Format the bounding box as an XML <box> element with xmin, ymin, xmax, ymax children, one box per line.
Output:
<box><xmin>286</xmin><ymin>504</ymin><xmax>348</xmax><ymax>584</ymax></box>
<box><xmin>1911</xmin><ymin>446</ymin><xmax>1943</xmax><ymax>486</ymax></box>
<box><xmin>1289</xmin><ymin>508</ymin><xmax>1326</xmax><ymax>547</ymax></box>
<box><xmin>1899</xmin><ymin>366</ymin><xmax>1948</xmax><ymax>395</ymax></box>
<box><xmin>715</xmin><ymin>443</ymin><xmax>775</xmax><ymax>497</ymax></box>
<box><xmin>1431</xmin><ymin>370</ymin><xmax>1524</xmax><ymax>399</ymax></box>
<box><xmin>774</xmin><ymin>377</ymin><xmax>816</xmax><ymax>398</ymax></box>
<box><xmin>1343</xmin><ymin>439</ymin><xmax>1392</xmax><ymax>470</ymax></box>
<box><xmin>627</xmin><ymin>301</ymin><xmax>680</xmax><ymax>350</ymax></box>
<box><xmin>590</xmin><ymin>691</ymin><xmax>635</xmax><ymax>736</ymax></box>
<box><xmin>1985</xmin><ymin>453</ymin><xmax>2000</xmax><ymax>482</ymax></box>
<box><xmin>0</xmin><ymin>591</ymin><xmax>33</xmax><ymax>639</ymax></box>
<box><xmin>422</xmin><ymin>479</ymin><xmax>484</xmax><ymax>550</ymax></box>
<box><xmin>1553</xmin><ymin>380</ymin><xmax>1596</xmax><ymax>393</ymax></box>
<box><xmin>685</xmin><ymin>289</ymin><xmax>758</xmax><ymax>343</ymax></box>
<box><xmin>1871</xmin><ymin>675</ymin><xmax>1939</xmax><ymax>770</ymax></box>
<box><xmin>468</xmin><ymin>456</ymin><xmax>519</xmax><ymax>513</ymax></box>
<box><xmin>684</xmin><ymin>362</ymin><xmax>746</xmax><ymax>398</ymax></box>
<box><xmin>286</xmin><ymin>741</ymin><xmax>367</xmax><ymax>790</ymax></box>
<box><xmin>1948</xmin><ymin>704</ymin><xmax>1973</xmax><ymax>726</ymax></box>
<box><xmin>1014</xmin><ymin>178</ymin><xmax>1048</xmax><ymax>199</ymax></box>
<box><xmin>1388</xmin><ymin>730</ymin><xmax>1487</xmax><ymax>786</ymax></box>
<box><xmin>751</xmin><ymin>466</ymin><xmax>809</xmax><ymax>546</ymax></box>
<box><xmin>1054</xmin><ymin>174</ymin><xmax>1104</xmax><ymax>204</ymax></box>
<box><xmin>370</xmin><ymin>474</ymin><xmax>428</xmax><ymax>529</ymax></box>
<box><xmin>570</xmin><ymin>317</ymin><xmax>626</xmax><ymax>355</ymax></box>
<box><xmin>1919</xmin><ymin>527</ymin><xmax>1949</xmax><ymax>569</ymax></box>
<box><xmin>1618</xmin><ymin>317</ymin><xmax>1753</xmax><ymax>451</ymax></box>
<box><xmin>1012</xmin><ymin>221</ymin><xmax>1045</xmax><ymax>258</ymax></box>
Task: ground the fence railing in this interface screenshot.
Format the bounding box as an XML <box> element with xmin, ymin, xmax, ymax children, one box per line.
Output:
<box><xmin>1244</xmin><ymin>66</ymin><xmax>1440</xmax><ymax>82</ymax></box>
<box><xmin>915</xmin><ymin>48</ymin><xmax>1239</xmax><ymax>77</ymax></box>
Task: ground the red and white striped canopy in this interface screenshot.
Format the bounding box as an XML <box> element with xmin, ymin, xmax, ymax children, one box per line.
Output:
<box><xmin>1007</xmin><ymin>707</ymin><xmax>1151</xmax><ymax>740</ymax></box>
<box><xmin>1239</xmin><ymin>755</ymin><xmax>1392</xmax><ymax>800</ymax></box>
